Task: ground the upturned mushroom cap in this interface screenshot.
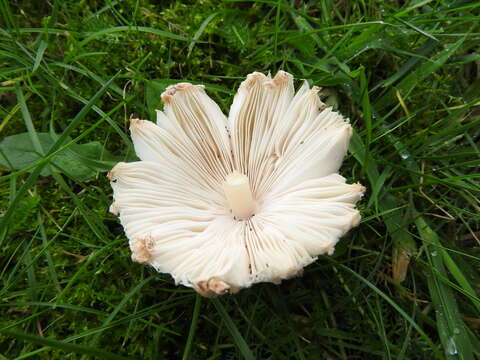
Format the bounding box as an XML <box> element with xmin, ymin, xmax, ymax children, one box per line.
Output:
<box><xmin>109</xmin><ymin>71</ymin><xmax>365</xmax><ymax>296</ymax></box>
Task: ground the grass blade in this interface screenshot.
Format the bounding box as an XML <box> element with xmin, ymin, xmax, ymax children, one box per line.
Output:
<box><xmin>182</xmin><ymin>294</ymin><xmax>202</xmax><ymax>360</ymax></box>
<box><xmin>212</xmin><ymin>299</ymin><xmax>255</xmax><ymax>360</ymax></box>
<box><xmin>1</xmin><ymin>330</ymin><xmax>134</xmax><ymax>360</ymax></box>
<box><xmin>415</xmin><ymin>216</ymin><xmax>474</xmax><ymax>359</ymax></box>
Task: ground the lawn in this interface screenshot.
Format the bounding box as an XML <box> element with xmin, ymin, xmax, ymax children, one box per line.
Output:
<box><xmin>1</xmin><ymin>0</ymin><xmax>480</xmax><ymax>359</ymax></box>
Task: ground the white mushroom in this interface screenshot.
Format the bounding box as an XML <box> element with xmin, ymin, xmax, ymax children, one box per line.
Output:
<box><xmin>109</xmin><ymin>71</ymin><xmax>365</xmax><ymax>296</ymax></box>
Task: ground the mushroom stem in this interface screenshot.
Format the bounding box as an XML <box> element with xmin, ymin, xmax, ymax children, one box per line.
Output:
<box><xmin>223</xmin><ymin>172</ymin><xmax>255</xmax><ymax>219</ymax></box>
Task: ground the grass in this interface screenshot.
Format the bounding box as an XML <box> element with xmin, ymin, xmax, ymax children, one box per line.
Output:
<box><xmin>0</xmin><ymin>0</ymin><xmax>479</xmax><ymax>358</ymax></box>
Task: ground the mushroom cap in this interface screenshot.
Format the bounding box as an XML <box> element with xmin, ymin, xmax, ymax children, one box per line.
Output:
<box><xmin>109</xmin><ymin>71</ymin><xmax>365</xmax><ymax>296</ymax></box>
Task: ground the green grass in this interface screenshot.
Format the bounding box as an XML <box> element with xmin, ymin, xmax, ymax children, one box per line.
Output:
<box><xmin>1</xmin><ymin>0</ymin><xmax>479</xmax><ymax>358</ymax></box>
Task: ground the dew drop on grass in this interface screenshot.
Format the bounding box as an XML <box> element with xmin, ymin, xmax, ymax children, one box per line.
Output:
<box><xmin>446</xmin><ymin>336</ymin><xmax>458</xmax><ymax>356</ymax></box>
<box><xmin>453</xmin><ymin>328</ymin><xmax>461</xmax><ymax>335</ymax></box>
<box><xmin>431</xmin><ymin>250</ymin><xmax>438</xmax><ymax>257</ymax></box>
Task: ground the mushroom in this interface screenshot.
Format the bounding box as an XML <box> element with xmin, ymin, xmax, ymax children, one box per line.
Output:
<box><xmin>109</xmin><ymin>71</ymin><xmax>365</xmax><ymax>296</ymax></box>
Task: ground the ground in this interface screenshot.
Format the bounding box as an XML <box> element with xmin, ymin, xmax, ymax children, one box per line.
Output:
<box><xmin>0</xmin><ymin>0</ymin><xmax>479</xmax><ymax>359</ymax></box>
